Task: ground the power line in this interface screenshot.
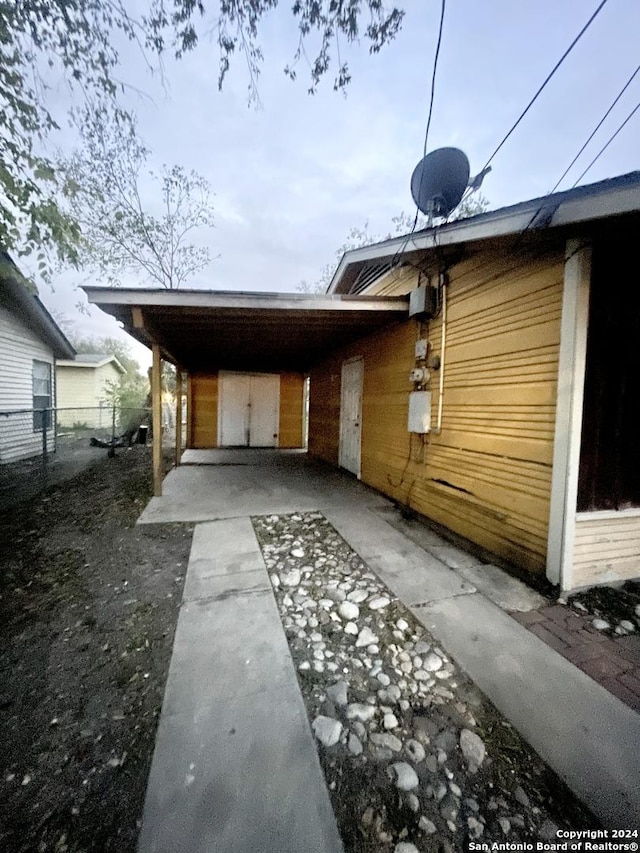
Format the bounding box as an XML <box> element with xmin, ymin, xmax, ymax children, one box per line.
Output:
<box><xmin>461</xmin><ymin>0</ymin><xmax>611</xmax><ymax>207</ymax></box>
<box><xmin>572</xmin><ymin>98</ymin><xmax>640</xmax><ymax>186</ymax></box>
<box><xmin>550</xmin><ymin>63</ymin><xmax>640</xmax><ymax>193</ymax></box>
<box><xmin>391</xmin><ymin>0</ymin><xmax>447</xmax><ymax>268</ymax></box>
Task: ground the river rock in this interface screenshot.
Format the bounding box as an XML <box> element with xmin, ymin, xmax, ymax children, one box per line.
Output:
<box><xmin>388</xmin><ymin>762</ymin><xmax>420</xmax><ymax>791</ymax></box>
<box><xmin>339</xmin><ymin>601</ymin><xmax>360</xmax><ymax>621</ymax></box>
<box><xmin>326</xmin><ymin>680</ymin><xmax>348</xmax><ymax>707</ymax></box>
<box><xmin>346</xmin><ymin>703</ymin><xmax>376</xmax><ymax>723</ymax></box>
<box><xmin>423</xmin><ymin>652</ymin><xmax>443</xmax><ymax>672</ymax></box>
<box><xmin>281</xmin><ymin>569</ymin><xmax>301</xmax><ymax>587</ymax></box>
<box><xmin>395</xmin><ymin>844</ymin><xmax>420</xmax><ymax>853</ymax></box>
<box><xmin>419</xmin><ymin>816</ymin><xmax>437</xmax><ymax>834</ymax></box>
<box><xmin>312</xmin><ymin>715</ymin><xmax>342</xmax><ymax>747</ymax></box>
<box><xmin>460</xmin><ymin>729</ymin><xmax>485</xmax><ymax>773</ymax></box>
<box><xmin>344</xmin><ymin>622</ymin><xmax>358</xmax><ymax>635</ymax></box>
<box><xmin>368</xmin><ymin>596</ymin><xmax>391</xmax><ymax>610</ymax></box>
<box><xmin>371</xmin><ymin>732</ymin><xmax>403</xmax><ymax>752</ymax></box>
<box><xmin>356</xmin><ymin>626</ymin><xmax>379</xmax><ymax>648</ymax></box>
<box><xmin>405</xmin><ymin>739</ymin><xmax>426</xmax><ymax>763</ymax></box>
<box><xmin>348</xmin><ymin>733</ymin><xmax>363</xmax><ymax>755</ymax></box>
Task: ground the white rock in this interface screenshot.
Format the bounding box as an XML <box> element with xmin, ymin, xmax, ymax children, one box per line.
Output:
<box><xmin>388</xmin><ymin>762</ymin><xmax>420</xmax><ymax>791</ymax></box>
<box><xmin>313</xmin><ymin>660</ymin><xmax>325</xmax><ymax>672</ymax></box>
<box><xmin>395</xmin><ymin>844</ymin><xmax>420</xmax><ymax>853</ymax></box>
<box><xmin>400</xmin><ymin>661</ymin><xmax>413</xmax><ymax>674</ymax></box>
<box><xmin>468</xmin><ymin>816</ymin><xmax>484</xmax><ymax>838</ymax></box>
<box><xmin>368</xmin><ymin>596</ymin><xmax>391</xmax><ymax>610</ymax></box>
<box><xmin>270</xmin><ymin>573</ymin><xmax>281</xmax><ymax>588</ymax></box>
<box><xmin>290</xmin><ymin>548</ymin><xmax>305</xmax><ymax>558</ymax></box>
<box><xmin>310</xmin><ymin>632</ymin><xmax>322</xmax><ymax>642</ymax></box>
<box><xmin>346</xmin><ymin>703</ymin><xmax>376</xmax><ymax>723</ymax></box>
<box><xmin>298</xmin><ymin>661</ymin><xmax>310</xmax><ymax>671</ymax></box>
<box><xmin>460</xmin><ymin>729</ymin><xmax>486</xmax><ymax>773</ymax></box>
<box><xmin>356</xmin><ymin>626</ymin><xmax>379</xmax><ymax>648</ymax></box>
<box><xmin>419</xmin><ymin>816</ymin><xmax>437</xmax><ymax>834</ymax></box>
<box><xmin>383</xmin><ymin>713</ymin><xmax>399</xmax><ymax>730</ymax></box>
<box><xmin>396</xmin><ymin>618</ymin><xmax>409</xmax><ymax>632</ymax></box>
<box><xmin>312</xmin><ymin>716</ymin><xmax>342</xmax><ymax>747</ymax></box>
<box><xmin>344</xmin><ymin>621</ymin><xmax>359</xmax><ymax>635</ymax></box>
<box><xmin>499</xmin><ymin>817</ymin><xmax>511</xmax><ymax>835</ymax></box>
<box><xmin>339</xmin><ymin>601</ymin><xmax>360</xmax><ymax>621</ymax></box>
<box><xmin>592</xmin><ymin>618</ymin><xmax>610</xmax><ymax>631</ymax></box>
<box><xmin>326</xmin><ymin>680</ymin><xmax>349</xmax><ymax>707</ymax></box>
<box><xmin>414</xmin><ymin>640</ymin><xmax>431</xmax><ymax>654</ymax></box>
<box><xmin>347</xmin><ymin>589</ymin><xmax>369</xmax><ymax>603</ymax></box>
<box><xmin>313</xmin><ymin>649</ymin><xmax>324</xmax><ymax>661</ymax></box>
<box><xmin>377</xmin><ymin>672</ymin><xmax>391</xmax><ymax>687</ymax></box>
<box><xmin>450</xmin><ymin>782</ymin><xmax>462</xmax><ymax>797</ymax></box>
<box><xmin>326</xmin><ymin>662</ymin><xmax>339</xmax><ymax>672</ymax></box>
<box><xmin>414</xmin><ymin>669</ymin><xmax>429</xmax><ymax>681</ymax></box>
<box><xmin>325</xmin><ymin>587</ymin><xmax>346</xmax><ymax>603</ymax></box>
<box><xmin>281</xmin><ymin>569</ymin><xmax>301</xmax><ymax>587</ymax></box>
<box><xmin>620</xmin><ymin>620</ymin><xmax>635</xmax><ymax>632</ymax></box>
<box><xmin>405</xmin><ymin>739</ymin><xmax>426</xmax><ymax>763</ymax></box>
<box><xmin>406</xmin><ymin>793</ymin><xmax>420</xmax><ymax>813</ymax></box>
<box><xmin>371</xmin><ymin>732</ymin><xmax>403</xmax><ymax>752</ymax></box>
<box><xmin>348</xmin><ymin>733</ymin><xmax>363</xmax><ymax>755</ymax></box>
<box><xmin>423</xmin><ymin>652</ymin><xmax>443</xmax><ymax>672</ymax></box>
<box><xmin>367</xmin><ymin>644</ymin><xmax>380</xmax><ymax>655</ymax></box>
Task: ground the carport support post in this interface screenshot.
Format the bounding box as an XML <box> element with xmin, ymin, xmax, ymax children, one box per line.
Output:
<box><xmin>175</xmin><ymin>369</ymin><xmax>183</xmax><ymax>467</ymax></box>
<box><xmin>152</xmin><ymin>344</ymin><xmax>163</xmax><ymax>497</ymax></box>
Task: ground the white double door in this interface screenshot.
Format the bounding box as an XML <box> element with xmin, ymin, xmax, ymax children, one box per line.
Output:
<box><xmin>218</xmin><ymin>372</ymin><xmax>280</xmax><ymax>447</ymax></box>
<box><xmin>339</xmin><ymin>358</ymin><xmax>363</xmax><ymax>477</ymax></box>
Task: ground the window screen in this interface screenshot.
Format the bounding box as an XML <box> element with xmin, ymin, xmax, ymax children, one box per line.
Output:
<box><xmin>32</xmin><ymin>360</ymin><xmax>52</xmax><ymax>431</ymax></box>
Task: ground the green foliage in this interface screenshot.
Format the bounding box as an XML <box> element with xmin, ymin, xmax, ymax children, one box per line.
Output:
<box><xmin>1</xmin><ymin>1</ymin><xmax>404</xmax><ymax>272</ymax></box>
<box><xmin>63</xmin><ymin>109</ymin><xmax>215</xmax><ymax>289</ymax></box>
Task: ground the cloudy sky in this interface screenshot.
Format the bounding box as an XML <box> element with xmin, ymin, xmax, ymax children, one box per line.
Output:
<box><xmin>38</xmin><ymin>0</ymin><xmax>640</xmax><ymax>366</ymax></box>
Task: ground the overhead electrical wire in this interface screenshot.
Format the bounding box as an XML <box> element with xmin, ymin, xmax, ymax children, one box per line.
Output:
<box><xmin>390</xmin><ymin>0</ymin><xmax>447</xmax><ymax>269</ymax></box>
<box><xmin>550</xmin><ymin>62</ymin><xmax>640</xmax><ymax>193</ymax></box>
<box><xmin>460</xmin><ymin>0</ymin><xmax>611</xmax><ymax>208</ymax></box>
<box><xmin>571</xmin><ymin>98</ymin><xmax>640</xmax><ymax>187</ymax></box>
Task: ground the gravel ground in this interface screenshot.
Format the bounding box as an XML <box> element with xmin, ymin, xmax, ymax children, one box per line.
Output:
<box><xmin>0</xmin><ymin>447</ymin><xmax>192</xmax><ymax>853</ymax></box>
<box><xmin>253</xmin><ymin>511</ymin><xmax>597</xmax><ymax>853</ymax></box>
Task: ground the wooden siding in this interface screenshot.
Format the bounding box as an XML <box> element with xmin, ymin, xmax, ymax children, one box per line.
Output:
<box><xmin>56</xmin><ymin>362</ymin><xmax>121</xmax><ymax>428</ymax></box>
<box><xmin>0</xmin><ymin>303</ymin><xmax>56</xmax><ymax>463</ymax></box>
<box><xmin>279</xmin><ymin>373</ymin><xmax>305</xmax><ymax>448</ymax></box>
<box><xmin>309</xmin><ymin>245</ymin><xmax>565</xmax><ymax>574</ymax></box>
<box><xmin>189</xmin><ymin>374</ymin><xmax>219</xmax><ymax>448</ymax></box>
<box><xmin>189</xmin><ymin>371</ymin><xmax>306</xmax><ymax>449</ymax></box>
<box><xmin>573</xmin><ymin>511</ymin><xmax>640</xmax><ymax>587</ymax></box>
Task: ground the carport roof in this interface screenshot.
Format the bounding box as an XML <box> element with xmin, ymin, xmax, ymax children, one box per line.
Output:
<box><xmin>83</xmin><ymin>287</ymin><xmax>409</xmax><ymax>372</ymax></box>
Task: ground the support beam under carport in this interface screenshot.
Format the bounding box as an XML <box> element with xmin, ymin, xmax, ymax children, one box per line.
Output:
<box><xmin>152</xmin><ymin>344</ymin><xmax>163</xmax><ymax>497</ymax></box>
<box><xmin>175</xmin><ymin>369</ymin><xmax>183</xmax><ymax>467</ymax></box>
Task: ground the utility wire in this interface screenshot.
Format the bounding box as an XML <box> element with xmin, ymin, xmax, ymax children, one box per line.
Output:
<box><xmin>550</xmin><ymin>63</ymin><xmax>640</xmax><ymax>192</ymax></box>
<box><xmin>461</xmin><ymin>0</ymin><xmax>611</xmax><ymax>207</ymax></box>
<box><xmin>391</xmin><ymin>0</ymin><xmax>447</xmax><ymax>269</ymax></box>
<box><xmin>572</xmin><ymin>98</ymin><xmax>640</xmax><ymax>186</ymax></box>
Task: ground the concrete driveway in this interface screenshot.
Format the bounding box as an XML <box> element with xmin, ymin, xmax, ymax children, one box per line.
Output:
<box><xmin>137</xmin><ymin>450</ymin><xmax>640</xmax><ymax>852</ymax></box>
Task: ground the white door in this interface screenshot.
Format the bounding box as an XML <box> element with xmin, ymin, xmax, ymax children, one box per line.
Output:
<box><xmin>248</xmin><ymin>374</ymin><xmax>280</xmax><ymax>447</ymax></box>
<box><xmin>339</xmin><ymin>358</ymin><xmax>363</xmax><ymax>477</ymax></box>
<box><xmin>219</xmin><ymin>372</ymin><xmax>280</xmax><ymax>447</ymax></box>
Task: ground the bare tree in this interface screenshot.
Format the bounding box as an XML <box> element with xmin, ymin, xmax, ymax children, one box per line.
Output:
<box><xmin>65</xmin><ymin>109</ymin><xmax>215</xmax><ymax>289</ymax></box>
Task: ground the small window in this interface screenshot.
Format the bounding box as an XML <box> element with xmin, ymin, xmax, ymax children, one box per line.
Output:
<box><xmin>33</xmin><ymin>360</ymin><xmax>52</xmax><ymax>431</ymax></box>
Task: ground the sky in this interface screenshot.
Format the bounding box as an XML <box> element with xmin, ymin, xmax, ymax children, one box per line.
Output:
<box><xmin>35</xmin><ymin>0</ymin><xmax>640</xmax><ymax>368</ymax></box>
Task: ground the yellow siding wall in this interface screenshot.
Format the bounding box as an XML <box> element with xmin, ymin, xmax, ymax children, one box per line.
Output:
<box><xmin>573</xmin><ymin>512</ymin><xmax>640</xmax><ymax>587</ymax></box>
<box><xmin>309</xmin><ymin>246</ymin><xmax>565</xmax><ymax>574</ymax></box>
<box><xmin>189</xmin><ymin>374</ymin><xmax>218</xmax><ymax>448</ymax></box>
<box><xmin>279</xmin><ymin>373</ymin><xmax>305</xmax><ymax>448</ymax></box>
<box><xmin>188</xmin><ymin>371</ymin><xmax>306</xmax><ymax>449</ymax></box>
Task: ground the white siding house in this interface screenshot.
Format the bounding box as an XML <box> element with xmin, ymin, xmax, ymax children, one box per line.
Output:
<box><xmin>56</xmin><ymin>355</ymin><xmax>126</xmax><ymax>428</ymax></box>
<box><xmin>0</xmin><ymin>253</ymin><xmax>75</xmax><ymax>463</ymax></box>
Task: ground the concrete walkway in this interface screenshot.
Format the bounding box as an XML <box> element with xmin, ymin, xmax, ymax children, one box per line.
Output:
<box><xmin>137</xmin><ymin>516</ymin><xmax>344</xmax><ymax>853</ymax></box>
<box><xmin>138</xmin><ymin>451</ymin><xmax>640</xmax><ymax>848</ymax></box>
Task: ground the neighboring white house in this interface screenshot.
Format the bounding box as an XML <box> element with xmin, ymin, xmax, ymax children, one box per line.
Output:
<box><xmin>0</xmin><ymin>253</ymin><xmax>75</xmax><ymax>463</ymax></box>
<box><xmin>56</xmin><ymin>354</ymin><xmax>126</xmax><ymax>428</ymax></box>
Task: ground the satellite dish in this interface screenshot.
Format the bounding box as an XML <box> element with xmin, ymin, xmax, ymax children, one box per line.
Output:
<box><xmin>411</xmin><ymin>147</ymin><xmax>470</xmax><ymax>218</ymax></box>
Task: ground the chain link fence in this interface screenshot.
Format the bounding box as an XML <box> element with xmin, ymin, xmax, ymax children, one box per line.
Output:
<box><xmin>0</xmin><ymin>405</ymin><xmax>155</xmax><ymax>509</ymax></box>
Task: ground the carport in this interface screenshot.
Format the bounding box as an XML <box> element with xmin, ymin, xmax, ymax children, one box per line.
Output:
<box><xmin>83</xmin><ymin>287</ymin><xmax>409</xmax><ymax>495</ymax></box>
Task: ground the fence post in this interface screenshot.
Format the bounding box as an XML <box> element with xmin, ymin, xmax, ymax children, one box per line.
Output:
<box><xmin>109</xmin><ymin>403</ymin><xmax>116</xmax><ymax>458</ymax></box>
<box><xmin>41</xmin><ymin>409</ymin><xmax>48</xmax><ymax>462</ymax></box>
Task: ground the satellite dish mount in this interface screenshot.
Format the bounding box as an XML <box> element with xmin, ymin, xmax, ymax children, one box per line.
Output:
<box><xmin>411</xmin><ymin>147</ymin><xmax>470</xmax><ymax>222</ymax></box>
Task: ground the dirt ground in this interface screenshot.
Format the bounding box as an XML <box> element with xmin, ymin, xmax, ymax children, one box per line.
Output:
<box><xmin>0</xmin><ymin>447</ymin><xmax>192</xmax><ymax>853</ymax></box>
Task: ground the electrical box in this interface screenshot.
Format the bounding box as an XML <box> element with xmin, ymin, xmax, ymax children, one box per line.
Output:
<box><xmin>408</xmin><ymin>391</ymin><xmax>432</xmax><ymax>433</ymax></box>
<box><xmin>409</xmin><ymin>286</ymin><xmax>437</xmax><ymax>319</ymax></box>
<box><xmin>415</xmin><ymin>338</ymin><xmax>429</xmax><ymax>359</ymax></box>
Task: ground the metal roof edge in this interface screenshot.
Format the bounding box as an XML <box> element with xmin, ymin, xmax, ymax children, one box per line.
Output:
<box><xmin>327</xmin><ymin>172</ymin><xmax>640</xmax><ymax>294</ymax></box>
